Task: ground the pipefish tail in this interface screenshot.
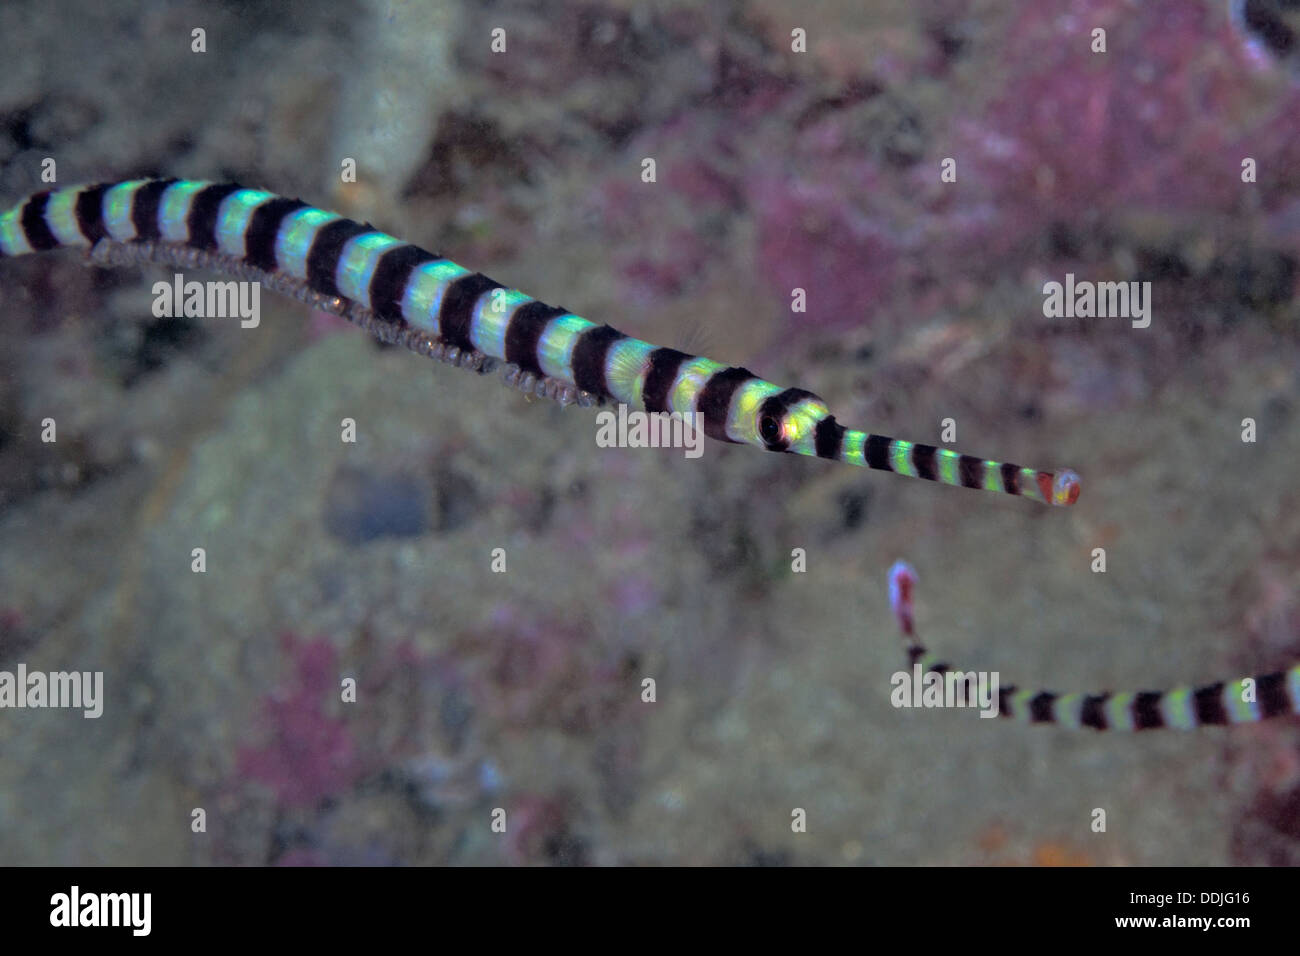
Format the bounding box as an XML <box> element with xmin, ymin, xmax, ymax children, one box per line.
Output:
<box><xmin>887</xmin><ymin>561</ymin><xmax>1300</xmax><ymax>730</ymax></box>
<box><xmin>0</xmin><ymin>179</ymin><xmax>1080</xmax><ymax>507</ymax></box>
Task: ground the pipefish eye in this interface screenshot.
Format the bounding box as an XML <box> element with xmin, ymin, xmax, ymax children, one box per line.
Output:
<box><xmin>758</xmin><ymin>412</ymin><xmax>782</xmax><ymax>445</ymax></box>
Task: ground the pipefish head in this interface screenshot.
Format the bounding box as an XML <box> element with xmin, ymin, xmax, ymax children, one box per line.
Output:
<box><xmin>1044</xmin><ymin>468</ymin><xmax>1081</xmax><ymax>506</ymax></box>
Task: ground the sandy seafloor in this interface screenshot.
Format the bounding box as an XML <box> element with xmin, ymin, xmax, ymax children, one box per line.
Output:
<box><xmin>1</xmin><ymin>0</ymin><xmax>1299</xmax><ymax>865</ymax></box>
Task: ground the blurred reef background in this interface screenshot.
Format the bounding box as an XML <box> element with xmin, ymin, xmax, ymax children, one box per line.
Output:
<box><xmin>1</xmin><ymin>0</ymin><xmax>1300</xmax><ymax>864</ymax></box>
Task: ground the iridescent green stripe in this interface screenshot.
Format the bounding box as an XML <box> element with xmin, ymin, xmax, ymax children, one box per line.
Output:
<box><xmin>937</xmin><ymin>448</ymin><xmax>961</xmax><ymax>488</ymax></box>
<box><xmin>842</xmin><ymin>429</ymin><xmax>866</xmax><ymax>463</ymax></box>
<box><xmin>604</xmin><ymin>337</ymin><xmax>657</xmax><ymax>406</ymax></box>
<box><xmin>1051</xmin><ymin>693</ymin><xmax>1084</xmax><ymax>729</ymax></box>
<box><xmin>0</xmin><ymin>205</ymin><xmax>31</xmax><ymax>255</ymax></box>
<box><xmin>537</xmin><ymin>314</ymin><xmax>598</xmax><ymax>381</ymax></box>
<box><xmin>400</xmin><ymin>259</ymin><xmax>469</xmax><ymax>332</ymax></box>
<box><xmin>159</xmin><ymin>180</ymin><xmax>209</xmax><ymax>242</ymax></box>
<box><xmin>274</xmin><ymin>207</ymin><xmax>340</xmax><ymax>280</ymax></box>
<box><xmin>1104</xmin><ymin>693</ymin><xmax>1137</xmax><ymax>731</ymax></box>
<box><xmin>1224</xmin><ymin>679</ymin><xmax>1259</xmax><ymax>723</ymax></box>
<box><xmin>1018</xmin><ymin>467</ymin><xmax>1046</xmax><ymax>503</ymax></box>
<box><xmin>335</xmin><ymin>232</ymin><xmax>404</xmax><ymax>304</ymax></box>
<box><xmin>981</xmin><ymin>460</ymin><xmax>1001</xmax><ymax>493</ymax></box>
<box><xmin>891</xmin><ymin>440</ymin><xmax>917</xmax><ymax>478</ymax></box>
<box><xmin>1007</xmin><ymin>689</ymin><xmax>1036</xmax><ymax>722</ymax></box>
<box><xmin>1289</xmin><ymin>666</ymin><xmax>1300</xmax><ymax>714</ymax></box>
<box><xmin>471</xmin><ymin>288</ymin><xmax>532</xmax><ymax>360</ymax></box>
<box><xmin>44</xmin><ymin>189</ymin><xmax>86</xmax><ymax>246</ymax></box>
<box><xmin>216</xmin><ymin>189</ymin><xmax>275</xmax><ymax>259</ymax></box>
<box><xmin>668</xmin><ymin>357</ymin><xmax>727</xmax><ymax>416</ymax></box>
<box><xmin>103</xmin><ymin>180</ymin><xmax>149</xmax><ymax>242</ymax></box>
<box><xmin>1158</xmin><ymin>687</ymin><xmax>1196</xmax><ymax>730</ymax></box>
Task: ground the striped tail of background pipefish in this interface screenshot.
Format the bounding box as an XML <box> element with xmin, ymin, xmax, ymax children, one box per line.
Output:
<box><xmin>887</xmin><ymin>562</ymin><xmax>1300</xmax><ymax>731</ymax></box>
<box><xmin>0</xmin><ymin>179</ymin><xmax>1080</xmax><ymax>507</ymax></box>
<box><xmin>908</xmin><ymin>644</ymin><xmax>1300</xmax><ymax>730</ymax></box>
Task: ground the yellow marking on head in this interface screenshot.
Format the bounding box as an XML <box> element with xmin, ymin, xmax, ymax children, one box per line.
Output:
<box><xmin>781</xmin><ymin>397</ymin><xmax>831</xmax><ymax>456</ymax></box>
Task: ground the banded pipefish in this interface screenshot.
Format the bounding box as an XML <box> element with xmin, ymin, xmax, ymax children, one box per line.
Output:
<box><xmin>888</xmin><ymin>561</ymin><xmax>1300</xmax><ymax>730</ymax></box>
<box><xmin>0</xmin><ymin>179</ymin><xmax>1081</xmax><ymax>506</ymax></box>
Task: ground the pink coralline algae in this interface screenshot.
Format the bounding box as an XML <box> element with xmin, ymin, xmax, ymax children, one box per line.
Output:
<box><xmin>752</xmin><ymin>0</ymin><xmax>1300</xmax><ymax>336</ymax></box>
<box><xmin>951</xmin><ymin>1</ymin><xmax>1299</xmax><ymax>260</ymax></box>
<box><xmin>236</xmin><ymin>632</ymin><xmax>361</xmax><ymax>809</ymax></box>
<box><xmin>751</xmin><ymin>171</ymin><xmax>904</xmax><ymax>334</ymax></box>
<box><xmin>596</xmin><ymin>156</ymin><xmax>742</xmax><ymax>306</ymax></box>
<box><xmin>448</xmin><ymin>603</ymin><xmax>639</xmax><ymax>737</ymax></box>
